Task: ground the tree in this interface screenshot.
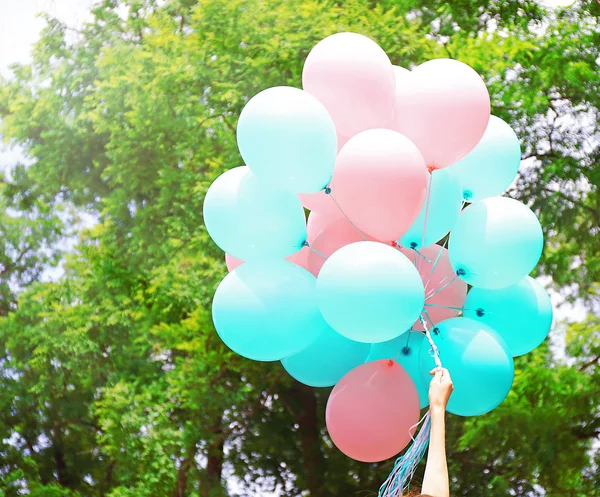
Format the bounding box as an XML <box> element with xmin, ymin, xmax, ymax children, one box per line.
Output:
<box><xmin>0</xmin><ymin>0</ymin><xmax>597</xmax><ymax>496</ymax></box>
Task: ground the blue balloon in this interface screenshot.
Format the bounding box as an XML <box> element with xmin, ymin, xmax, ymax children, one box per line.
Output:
<box><xmin>449</xmin><ymin>116</ymin><xmax>521</xmax><ymax>202</ymax></box>
<box><xmin>281</xmin><ymin>325</ymin><xmax>370</xmax><ymax>387</ymax></box>
<box><xmin>366</xmin><ymin>331</ymin><xmax>429</xmax><ymax>407</ymax></box>
<box><xmin>400</xmin><ymin>168</ymin><xmax>463</xmax><ymax>249</ymax></box>
<box><xmin>449</xmin><ymin>197</ymin><xmax>543</xmax><ymax>289</ymax></box>
<box><xmin>419</xmin><ymin>317</ymin><xmax>514</xmax><ymax>416</ymax></box>
<box><xmin>317</xmin><ymin>241</ymin><xmax>425</xmax><ymax>343</ymax></box>
<box><xmin>203</xmin><ymin>166</ymin><xmax>307</xmax><ymax>261</ymax></box>
<box><xmin>212</xmin><ymin>260</ymin><xmax>326</xmax><ymax>361</ymax></box>
<box><xmin>237</xmin><ymin>86</ymin><xmax>337</xmax><ymax>193</ymax></box>
<box><xmin>464</xmin><ymin>276</ymin><xmax>553</xmax><ymax>357</ymax></box>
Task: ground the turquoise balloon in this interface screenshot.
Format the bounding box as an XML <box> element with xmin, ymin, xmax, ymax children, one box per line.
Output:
<box><xmin>281</xmin><ymin>325</ymin><xmax>370</xmax><ymax>387</ymax></box>
<box><xmin>419</xmin><ymin>317</ymin><xmax>514</xmax><ymax>416</ymax></box>
<box><xmin>449</xmin><ymin>197</ymin><xmax>543</xmax><ymax>289</ymax></box>
<box><xmin>203</xmin><ymin>166</ymin><xmax>307</xmax><ymax>261</ymax></box>
<box><xmin>400</xmin><ymin>168</ymin><xmax>463</xmax><ymax>249</ymax></box>
<box><xmin>464</xmin><ymin>276</ymin><xmax>553</xmax><ymax>357</ymax></box>
<box><xmin>366</xmin><ymin>331</ymin><xmax>429</xmax><ymax>408</ymax></box>
<box><xmin>317</xmin><ymin>241</ymin><xmax>425</xmax><ymax>343</ymax></box>
<box><xmin>237</xmin><ymin>86</ymin><xmax>337</xmax><ymax>193</ymax></box>
<box><xmin>449</xmin><ymin>116</ymin><xmax>521</xmax><ymax>202</ymax></box>
<box><xmin>212</xmin><ymin>260</ymin><xmax>326</xmax><ymax>361</ymax></box>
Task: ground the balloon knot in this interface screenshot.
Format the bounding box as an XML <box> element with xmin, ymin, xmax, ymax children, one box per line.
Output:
<box><xmin>456</xmin><ymin>268</ymin><xmax>466</xmax><ymax>276</ymax></box>
<box><xmin>387</xmin><ymin>359</ymin><xmax>395</xmax><ymax>367</ymax></box>
<box><xmin>390</xmin><ymin>241</ymin><xmax>398</xmax><ymax>248</ymax></box>
<box><xmin>410</xmin><ymin>242</ymin><xmax>418</xmax><ymax>249</ymax></box>
<box><xmin>427</xmin><ymin>165</ymin><xmax>435</xmax><ymax>173</ymax></box>
<box><xmin>401</xmin><ymin>346</ymin><xmax>411</xmax><ymax>356</ymax></box>
<box><xmin>432</xmin><ymin>327</ymin><xmax>440</xmax><ymax>336</ymax></box>
<box><xmin>324</xmin><ymin>187</ymin><xmax>332</xmax><ymax>194</ymax></box>
<box><xmin>302</xmin><ymin>241</ymin><xmax>309</xmax><ymax>247</ymax></box>
<box><xmin>476</xmin><ymin>308</ymin><xmax>485</xmax><ymax>317</ymax></box>
<box><xmin>463</xmin><ymin>190</ymin><xmax>472</xmax><ymax>201</ymax></box>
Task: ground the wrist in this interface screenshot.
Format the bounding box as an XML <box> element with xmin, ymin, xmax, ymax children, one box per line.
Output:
<box><xmin>430</xmin><ymin>405</ymin><xmax>446</xmax><ymax>417</ymax></box>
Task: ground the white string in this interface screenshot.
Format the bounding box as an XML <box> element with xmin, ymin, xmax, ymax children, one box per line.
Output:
<box><xmin>326</xmin><ymin>189</ymin><xmax>367</xmax><ymax>241</ymax></box>
<box><xmin>419</xmin><ymin>315</ymin><xmax>442</xmax><ymax>370</ymax></box>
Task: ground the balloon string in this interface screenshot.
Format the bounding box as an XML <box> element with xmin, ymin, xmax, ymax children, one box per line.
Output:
<box><xmin>307</xmin><ymin>245</ymin><xmax>328</xmax><ymax>259</ymax></box>
<box><xmin>425</xmin><ymin>274</ymin><xmax>459</xmax><ymax>301</ymax></box>
<box><xmin>424</xmin><ymin>237</ymin><xmax>448</xmax><ymax>292</ymax></box>
<box><xmin>325</xmin><ymin>188</ymin><xmax>367</xmax><ymax>241</ymax></box>
<box><xmin>417</xmin><ymin>171</ymin><xmax>434</xmax><ymax>272</ymax></box>
<box><xmin>424</xmin><ymin>303</ymin><xmax>474</xmax><ymax>312</ymax></box>
<box><xmin>419</xmin><ymin>315</ymin><xmax>442</xmax><ymax>370</ymax></box>
<box><xmin>412</xmin><ymin>248</ymin><xmax>433</xmax><ymax>264</ymax></box>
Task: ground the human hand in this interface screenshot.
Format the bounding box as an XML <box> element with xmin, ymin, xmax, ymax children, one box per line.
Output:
<box><xmin>428</xmin><ymin>368</ymin><xmax>454</xmax><ymax>410</ymax></box>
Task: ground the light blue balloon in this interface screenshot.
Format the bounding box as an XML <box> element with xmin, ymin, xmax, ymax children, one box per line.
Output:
<box><xmin>419</xmin><ymin>317</ymin><xmax>514</xmax><ymax>416</ymax></box>
<box><xmin>237</xmin><ymin>86</ymin><xmax>337</xmax><ymax>193</ymax></box>
<box><xmin>464</xmin><ymin>276</ymin><xmax>553</xmax><ymax>357</ymax></box>
<box><xmin>212</xmin><ymin>260</ymin><xmax>326</xmax><ymax>361</ymax></box>
<box><xmin>203</xmin><ymin>166</ymin><xmax>307</xmax><ymax>261</ymax></box>
<box><xmin>449</xmin><ymin>197</ymin><xmax>543</xmax><ymax>289</ymax></box>
<box><xmin>281</xmin><ymin>325</ymin><xmax>370</xmax><ymax>387</ymax></box>
<box><xmin>449</xmin><ymin>116</ymin><xmax>521</xmax><ymax>202</ymax></box>
<box><xmin>366</xmin><ymin>331</ymin><xmax>429</xmax><ymax>407</ymax></box>
<box><xmin>317</xmin><ymin>241</ymin><xmax>425</xmax><ymax>343</ymax></box>
<box><xmin>400</xmin><ymin>168</ymin><xmax>463</xmax><ymax>249</ymax></box>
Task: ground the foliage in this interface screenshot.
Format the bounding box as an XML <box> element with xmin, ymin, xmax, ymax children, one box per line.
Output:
<box><xmin>0</xmin><ymin>0</ymin><xmax>597</xmax><ymax>496</ymax></box>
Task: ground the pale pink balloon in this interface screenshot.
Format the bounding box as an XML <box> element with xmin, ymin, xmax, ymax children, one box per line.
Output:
<box><xmin>331</xmin><ymin>129</ymin><xmax>428</xmax><ymax>242</ymax></box>
<box><xmin>298</xmin><ymin>190</ymin><xmax>338</xmax><ymax>216</ymax></box>
<box><xmin>326</xmin><ymin>359</ymin><xmax>420</xmax><ymax>462</ymax></box>
<box><xmin>306</xmin><ymin>217</ymin><xmax>371</xmax><ymax>276</ymax></box>
<box><xmin>302</xmin><ymin>32</ymin><xmax>395</xmax><ymax>138</ymax></box>
<box><xmin>225</xmin><ymin>247</ymin><xmax>310</xmax><ymax>272</ymax></box>
<box><xmin>400</xmin><ymin>245</ymin><xmax>467</xmax><ymax>330</ymax></box>
<box><xmin>382</xmin><ymin>65</ymin><xmax>412</xmax><ymax>130</ymax></box>
<box><xmin>306</xmin><ymin>209</ymin><xmax>345</xmax><ymax>242</ymax></box>
<box><xmin>394</xmin><ymin>58</ymin><xmax>490</xmax><ymax>169</ymax></box>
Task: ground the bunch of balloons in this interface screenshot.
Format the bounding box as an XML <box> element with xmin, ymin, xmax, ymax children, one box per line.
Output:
<box><xmin>203</xmin><ymin>32</ymin><xmax>552</xmax><ymax>463</ymax></box>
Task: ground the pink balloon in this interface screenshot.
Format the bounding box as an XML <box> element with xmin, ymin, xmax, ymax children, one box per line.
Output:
<box><xmin>400</xmin><ymin>245</ymin><xmax>467</xmax><ymax>330</ymax></box>
<box><xmin>382</xmin><ymin>65</ymin><xmax>412</xmax><ymax>130</ymax></box>
<box><xmin>306</xmin><ymin>209</ymin><xmax>344</xmax><ymax>242</ymax></box>
<box><xmin>394</xmin><ymin>58</ymin><xmax>490</xmax><ymax>169</ymax></box>
<box><xmin>326</xmin><ymin>359</ymin><xmax>420</xmax><ymax>462</ymax></box>
<box><xmin>302</xmin><ymin>32</ymin><xmax>395</xmax><ymax>138</ymax></box>
<box><xmin>298</xmin><ymin>190</ymin><xmax>338</xmax><ymax>216</ymax></box>
<box><xmin>225</xmin><ymin>247</ymin><xmax>310</xmax><ymax>272</ymax></box>
<box><xmin>306</xmin><ymin>217</ymin><xmax>371</xmax><ymax>276</ymax></box>
<box><xmin>331</xmin><ymin>129</ymin><xmax>428</xmax><ymax>242</ymax></box>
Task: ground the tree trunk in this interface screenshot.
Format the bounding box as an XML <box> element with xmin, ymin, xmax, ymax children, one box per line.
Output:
<box><xmin>281</xmin><ymin>382</ymin><xmax>327</xmax><ymax>497</ymax></box>
<box><xmin>174</xmin><ymin>442</ymin><xmax>197</xmax><ymax>497</ymax></box>
<box><xmin>200</xmin><ymin>416</ymin><xmax>225</xmax><ymax>497</ymax></box>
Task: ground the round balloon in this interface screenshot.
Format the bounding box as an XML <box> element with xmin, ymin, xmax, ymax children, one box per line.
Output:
<box><xmin>326</xmin><ymin>360</ymin><xmax>420</xmax><ymax>462</ymax></box>
<box><xmin>400</xmin><ymin>167</ymin><xmax>463</xmax><ymax>249</ymax></box>
<box><xmin>419</xmin><ymin>317</ymin><xmax>514</xmax><ymax>416</ymax></box>
<box><xmin>463</xmin><ymin>276</ymin><xmax>553</xmax><ymax>356</ymax></box>
<box><xmin>449</xmin><ymin>197</ymin><xmax>543</xmax><ymax>289</ymax></box>
<box><xmin>400</xmin><ymin>245</ymin><xmax>467</xmax><ymax>330</ymax></box>
<box><xmin>299</xmin><ymin>189</ymin><xmax>338</xmax><ymax>217</ymax></box>
<box><xmin>281</xmin><ymin>325</ymin><xmax>370</xmax><ymax>387</ymax></box>
<box><xmin>237</xmin><ymin>86</ymin><xmax>337</xmax><ymax>193</ymax></box>
<box><xmin>317</xmin><ymin>241</ymin><xmax>425</xmax><ymax>343</ymax></box>
<box><xmin>366</xmin><ymin>331</ymin><xmax>429</xmax><ymax>407</ymax></box>
<box><xmin>307</xmin><ymin>217</ymin><xmax>369</xmax><ymax>276</ymax></box>
<box><xmin>203</xmin><ymin>167</ymin><xmax>307</xmax><ymax>261</ymax></box>
<box><xmin>306</xmin><ymin>209</ymin><xmax>345</xmax><ymax>242</ymax></box>
<box><xmin>331</xmin><ymin>129</ymin><xmax>428</xmax><ymax>242</ymax></box>
<box><xmin>212</xmin><ymin>260</ymin><xmax>326</xmax><ymax>361</ymax></box>
<box><xmin>302</xmin><ymin>32</ymin><xmax>395</xmax><ymax>138</ymax></box>
<box><xmin>449</xmin><ymin>116</ymin><xmax>521</xmax><ymax>202</ymax></box>
<box><xmin>225</xmin><ymin>246</ymin><xmax>310</xmax><ymax>273</ymax></box>
<box><xmin>395</xmin><ymin>58</ymin><xmax>490</xmax><ymax>168</ymax></box>
<box><xmin>383</xmin><ymin>65</ymin><xmax>412</xmax><ymax>129</ymax></box>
